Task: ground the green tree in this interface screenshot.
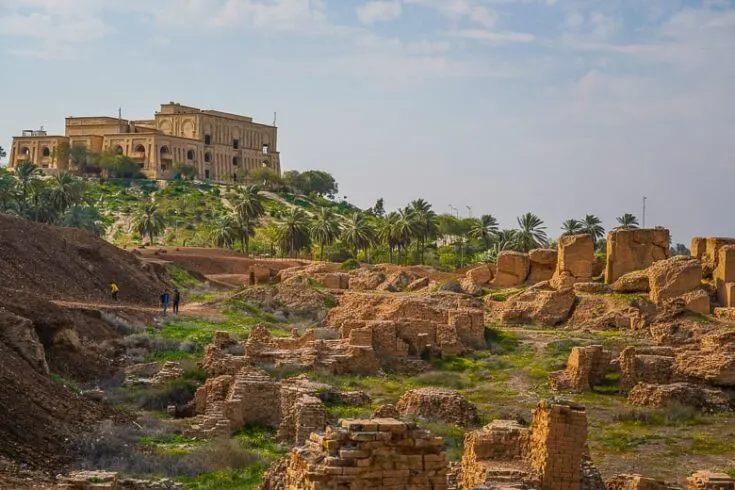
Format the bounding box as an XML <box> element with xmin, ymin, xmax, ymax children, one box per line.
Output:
<box><xmin>615</xmin><ymin>213</ymin><xmax>639</xmax><ymax>229</ymax></box>
<box><xmin>515</xmin><ymin>213</ymin><xmax>548</xmax><ymax>252</ymax></box>
<box><xmin>48</xmin><ymin>172</ymin><xmax>84</xmax><ymax>214</ymax></box>
<box><xmin>69</xmin><ymin>144</ymin><xmax>90</xmax><ymax>174</ymax></box>
<box><xmin>173</xmin><ymin>162</ymin><xmax>197</xmax><ymax>181</ymax></box>
<box><xmin>0</xmin><ymin>146</ymin><xmax>7</xmax><ymax>161</ymax></box>
<box><xmin>248</xmin><ymin>167</ymin><xmax>283</xmax><ymax>190</ymax></box>
<box><xmin>276</xmin><ymin>207</ymin><xmax>312</xmax><ymax>257</ymax></box>
<box><xmin>371</xmin><ymin>198</ymin><xmax>385</xmax><ymax>218</ymax></box>
<box><xmin>209</xmin><ymin>214</ymin><xmax>238</xmax><ymax>249</ymax></box>
<box><xmin>98</xmin><ymin>151</ymin><xmax>141</xmax><ymax>179</ymax></box>
<box><xmin>299</xmin><ymin>170</ymin><xmax>338</xmax><ymax>198</ymax></box>
<box><xmin>408</xmin><ymin>199</ymin><xmax>438</xmax><ymax>264</ymax></box>
<box><xmin>14</xmin><ymin>161</ymin><xmax>44</xmax><ymax>220</ymax></box>
<box><xmin>224</xmin><ymin>184</ymin><xmax>265</xmax><ymax>254</ymax></box>
<box><xmin>582</xmin><ymin>214</ymin><xmax>605</xmax><ymax>243</ymax></box>
<box><xmin>469</xmin><ymin>214</ymin><xmax>499</xmax><ymax>249</ymax></box>
<box><xmin>134</xmin><ymin>203</ymin><xmax>166</xmax><ymax>244</ymax></box>
<box><xmin>376</xmin><ymin>212</ymin><xmax>402</xmax><ymax>263</ymax></box>
<box><xmin>561</xmin><ymin>219</ymin><xmax>584</xmax><ymax>235</ymax></box>
<box><xmin>58</xmin><ymin>205</ymin><xmax>107</xmax><ymax>237</ymax></box>
<box><xmin>311</xmin><ymin>206</ymin><xmax>341</xmax><ymax>261</ymax></box>
<box><xmin>341</xmin><ymin>211</ymin><xmax>375</xmax><ymax>260</ymax></box>
<box><xmin>0</xmin><ymin>169</ymin><xmax>18</xmax><ymax>212</ymax></box>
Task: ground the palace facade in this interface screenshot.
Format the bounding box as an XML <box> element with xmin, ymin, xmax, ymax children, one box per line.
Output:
<box><xmin>8</xmin><ymin>102</ymin><xmax>281</xmax><ymax>182</ymax></box>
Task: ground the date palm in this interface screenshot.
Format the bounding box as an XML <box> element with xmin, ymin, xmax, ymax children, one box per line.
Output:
<box><xmin>470</xmin><ymin>214</ymin><xmax>499</xmax><ymax>249</ymax></box>
<box><xmin>341</xmin><ymin>211</ymin><xmax>376</xmax><ymax>260</ymax></box>
<box><xmin>615</xmin><ymin>213</ymin><xmax>639</xmax><ymax>229</ymax></box>
<box><xmin>49</xmin><ymin>172</ymin><xmax>84</xmax><ymax>214</ymax></box>
<box><xmin>582</xmin><ymin>214</ymin><xmax>605</xmax><ymax>243</ymax></box>
<box><xmin>209</xmin><ymin>214</ymin><xmax>238</xmax><ymax>249</ymax></box>
<box><xmin>59</xmin><ymin>205</ymin><xmax>106</xmax><ymax>237</ymax></box>
<box><xmin>515</xmin><ymin>213</ymin><xmax>548</xmax><ymax>252</ymax></box>
<box><xmin>134</xmin><ymin>203</ymin><xmax>166</xmax><ymax>245</ymax></box>
<box><xmin>276</xmin><ymin>207</ymin><xmax>311</xmax><ymax>257</ymax></box>
<box><xmin>561</xmin><ymin>218</ymin><xmax>584</xmax><ymax>236</ymax></box>
<box><xmin>408</xmin><ymin>199</ymin><xmax>437</xmax><ymax>264</ymax></box>
<box><xmin>311</xmin><ymin>206</ymin><xmax>341</xmax><ymax>261</ymax></box>
<box><xmin>224</xmin><ymin>184</ymin><xmax>264</xmax><ymax>254</ymax></box>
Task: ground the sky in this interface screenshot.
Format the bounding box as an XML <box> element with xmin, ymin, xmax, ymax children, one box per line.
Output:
<box><xmin>1</xmin><ymin>0</ymin><xmax>734</xmax><ymax>244</ymax></box>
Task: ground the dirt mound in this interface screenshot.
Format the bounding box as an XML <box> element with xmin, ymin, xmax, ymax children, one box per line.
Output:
<box><xmin>396</xmin><ymin>387</ymin><xmax>479</xmax><ymax>427</ymax></box>
<box><xmin>0</xmin><ymin>214</ymin><xmax>169</xmax><ymax>304</ymax></box>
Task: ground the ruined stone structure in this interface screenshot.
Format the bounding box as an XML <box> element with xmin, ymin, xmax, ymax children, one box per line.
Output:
<box><xmin>605</xmin><ymin>474</ymin><xmax>673</xmax><ymax>490</ymax></box>
<box><xmin>618</xmin><ymin>346</ymin><xmax>677</xmax><ymax>394</ymax></box>
<box><xmin>627</xmin><ymin>383</ymin><xmax>729</xmax><ymax>411</ymax></box>
<box><xmin>395</xmin><ymin>388</ymin><xmax>479</xmax><ymax>427</ymax></box>
<box><xmin>59</xmin><ymin>471</ymin><xmax>182</xmax><ymax>489</ymax></box>
<box><xmin>124</xmin><ymin>361</ymin><xmax>183</xmax><ymax>386</ymax></box>
<box><xmin>691</xmin><ymin>237</ymin><xmax>735</xmax><ymax>278</ymax></box>
<box><xmin>188</xmin><ymin>367</ymin><xmax>334</xmax><ymax>443</ymax></box>
<box><xmin>552</xmin><ymin>234</ymin><xmax>594</xmax><ymax>289</ymax></box>
<box><xmin>550</xmin><ymin>345</ymin><xmax>615</xmax><ymax>392</ymax></box>
<box><xmin>493</xmin><ymin>282</ymin><xmax>577</xmax><ymax>326</ymax></box>
<box><xmin>327</xmin><ymin>292</ymin><xmax>485</xmax><ymax>366</ymax></box>
<box><xmin>528</xmin><ymin>249</ymin><xmax>558</xmax><ymax>285</ymax></box>
<box><xmin>9</xmin><ymin>102</ymin><xmax>280</xmax><ymax>181</ymax></box>
<box><xmin>260</xmin><ymin>418</ymin><xmax>448</xmax><ymax>490</ymax></box>
<box><xmin>715</xmin><ymin>245</ymin><xmax>735</xmax><ymax>308</ymax></box>
<box><xmin>489</xmin><ymin>249</ymin><xmax>558</xmax><ymax>288</ymax></box>
<box><xmin>460</xmin><ymin>400</ymin><xmax>598</xmax><ymax>490</ymax></box>
<box><xmin>605</xmin><ymin>229</ymin><xmax>670</xmax><ymax>284</ymax></box>
<box><xmin>687</xmin><ymin>472</ymin><xmax>735</xmax><ymax>490</ymax></box>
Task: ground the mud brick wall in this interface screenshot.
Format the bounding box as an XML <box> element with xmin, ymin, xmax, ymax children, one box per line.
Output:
<box><xmin>619</xmin><ymin>347</ymin><xmax>677</xmax><ymax>394</ymax></box>
<box><xmin>225</xmin><ymin>367</ymin><xmax>280</xmax><ymax>428</ymax></box>
<box><xmin>605</xmin><ymin>229</ymin><xmax>670</xmax><ymax>284</ymax></box>
<box><xmin>529</xmin><ymin>401</ymin><xmax>588</xmax><ymax>490</ymax></box>
<box><xmin>686</xmin><ymin>472</ymin><xmax>735</xmax><ymax>490</ymax></box>
<box><xmin>461</xmin><ymin>420</ymin><xmax>529</xmax><ymax>489</ymax></box>
<box><xmin>552</xmin><ymin>346</ymin><xmax>614</xmax><ymax>392</ymax></box>
<box><xmin>281</xmin><ymin>418</ymin><xmax>448</xmax><ymax>490</ymax></box>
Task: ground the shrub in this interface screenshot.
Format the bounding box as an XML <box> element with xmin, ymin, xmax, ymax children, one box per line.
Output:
<box><xmin>340</xmin><ymin>259</ymin><xmax>360</xmax><ymax>271</ymax></box>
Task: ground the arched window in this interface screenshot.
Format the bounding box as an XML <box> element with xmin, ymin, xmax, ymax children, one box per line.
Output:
<box><xmin>114</xmin><ymin>145</ymin><xmax>124</xmax><ymax>155</ymax></box>
<box><xmin>204</xmin><ymin>152</ymin><xmax>211</xmax><ymax>163</ymax></box>
<box><xmin>159</xmin><ymin>146</ymin><xmax>170</xmax><ymax>155</ymax></box>
<box><xmin>134</xmin><ymin>145</ymin><xmax>146</xmax><ymax>153</ymax></box>
<box><xmin>20</xmin><ymin>147</ymin><xmax>30</xmax><ymax>156</ymax></box>
<box><xmin>186</xmin><ymin>149</ymin><xmax>195</xmax><ymax>160</ymax></box>
<box><xmin>232</xmin><ymin>156</ymin><xmax>240</xmax><ymax>166</ymax></box>
<box><xmin>41</xmin><ymin>146</ymin><xmax>50</xmax><ymax>157</ymax></box>
<box><xmin>262</xmin><ymin>161</ymin><xmax>268</xmax><ymax>167</ymax></box>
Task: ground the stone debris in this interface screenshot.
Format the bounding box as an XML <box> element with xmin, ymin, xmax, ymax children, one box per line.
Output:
<box><xmin>373</xmin><ymin>404</ymin><xmax>400</xmax><ymax>418</ymax></box>
<box><xmin>604</xmin><ymin>474</ymin><xmax>674</xmax><ymax>490</ymax></box>
<box><xmin>528</xmin><ymin>248</ymin><xmax>558</xmax><ymax>285</ymax></box>
<box><xmin>124</xmin><ymin>362</ymin><xmax>184</xmax><ymax>387</ymax></box>
<box><xmin>550</xmin><ymin>345</ymin><xmax>615</xmax><ymax>392</ymax></box>
<box><xmin>378</xmin><ymin>270</ymin><xmax>423</xmax><ymax>292</ymax></box>
<box><xmin>612</xmin><ymin>270</ymin><xmax>650</xmax><ymax>294</ymax></box>
<box><xmin>551</xmin><ymin>234</ymin><xmax>594</xmax><ymax>289</ymax></box>
<box><xmin>460</xmin><ymin>400</ymin><xmax>598</xmax><ymax>490</ymax></box>
<box><xmin>715</xmin><ymin>245</ymin><xmax>735</xmax><ymax>308</ymax></box>
<box><xmin>0</xmin><ymin>308</ymin><xmax>49</xmax><ymax>375</ymax></box>
<box><xmin>605</xmin><ymin>228</ymin><xmax>670</xmax><ymax>285</ymax></box>
<box><xmin>619</xmin><ymin>347</ymin><xmax>677</xmax><ymax>394</ymax></box>
<box><xmin>686</xmin><ymin>472</ymin><xmax>735</xmax><ymax>490</ymax></box>
<box><xmin>466</xmin><ymin>264</ymin><xmax>494</xmax><ymax>287</ymax></box>
<box><xmin>647</xmin><ymin>256</ymin><xmax>703</xmax><ymax>305</ymax></box>
<box><xmin>58</xmin><ymin>471</ymin><xmax>183</xmax><ymax>490</ymax></box>
<box><xmin>493</xmin><ymin>282</ymin><xmax>577</xmax><ymax>327</ymax></box>
<box><xmin>627</xmin><ymin>382</ymin><xmax>730</xmax><ymax>411</ymax></box>
<box><xmin>396</xmin><ymin>388</ymin><xmax>479</xmax><ymax>427</ymax></box>
<box><xmin>692</xmin><ymin>237</ymin><xmax>735</xmax><ymax>278</ymax></box>
<box><xmin>675</xmin><ymin>330</ymin><xmax>735</xmax><ymax>387</ymax></box>
<box><xmin>259</xmin><ymin>418</ymin><xmax>448</xmax><ymax>490</ymax></box>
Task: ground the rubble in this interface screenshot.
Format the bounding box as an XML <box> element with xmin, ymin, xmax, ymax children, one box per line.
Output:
<box><xmin>605</xmin><ymin>474</ymin><xmax>672</xmax><ymax>490</ymax></box>
<box><xmin>605</xmin><ymin>228</ymin><xmax>670</xmax><ymax>284</ymax></box>
<box><xmin>259</xmin><ymin>418</ymin><xmax>448</xmax><ymax>490</ymax></box>
<box><xmin>494</xmin><ymin>282</ymin><xmax>577</xmax><ymax>326</ymax></box>
<box><xmin>124</xmin><ymin>362</ymin><xmax>184</xmax><ymax>386</ymax></box>
<box><xmin>466</xmin><ymin>264</ymin><xmax>494</xmax><ymax>286</ymax></box>
<box><xmin>715</xmin><ymin>245</ymin><xmax>735</xmax><ymax>308</ymax></box>
<box><xmin>619</xmin><ymin>347</ymin><xmax>677</xmax><ymax>394</ymax></box>
<box><xmin>0</xmin><ymin>308</ymin><xmax>49</xmax><ymax>375</ymax></box>
<box><xmin>612</xmin><ymin>270</ymin><xmax>650</xmax><ymax>294</ymax></box>
<box><xmin>692</xmin><ymin>237</ymin><xmax>735</xmax><ymax>278</ymax></box>
<box><xmin>627</xmin><ymin>382</ymin><xmax>730</xmax><ymax>411</ymax></box>
<box><xmin>58</xmin><ymin>471</ymin><xmax>183</xmax><ymax>490</ymax></box>
<box><xmin>648</xmin><ymin>256</ymin><xmax>703</xmax><ymax>304</ymax></box>
<box><xmin>687</xmin><ymin>472</ymin><xmax>735</xmax><ymax>490</ymax></box>
<box><xmin>396</xmin><ymin>388</ymin><xmax>479</xmax><ymax>427</ymax></box>
<box><xmin>550</xmin><ymin>345</ymin><xmax>615</xmax><ymax>392</ymax></box>
<box><xmin>528</xmin><ymin>248</ymin><xmax>558</xmax><ymax>285</ymax></box>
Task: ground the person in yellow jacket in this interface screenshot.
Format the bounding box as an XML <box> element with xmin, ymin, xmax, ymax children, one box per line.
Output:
<box><xmin>111</xmin><ymin>282</ymin><xmax>120</xmax><ymax>301</ymax></box>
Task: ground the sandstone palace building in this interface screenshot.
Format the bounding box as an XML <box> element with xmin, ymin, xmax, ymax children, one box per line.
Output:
<box><xmin>8</xmin><ymin>102</ymin><xmax>281</xmax><ymax>182</ymax></box>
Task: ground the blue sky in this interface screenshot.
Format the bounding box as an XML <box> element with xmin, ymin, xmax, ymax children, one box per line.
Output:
<box><xmin>1</xmin><ymin>0</ymin><xmax>734</xmax><ymax>243</ymax></box>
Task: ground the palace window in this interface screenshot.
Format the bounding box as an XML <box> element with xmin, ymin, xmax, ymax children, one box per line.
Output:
<box><xmin>204</xmin><ymin>152</ymin><xmax>211</xmax><ymax>163</ymax></box>
<box><xmin>160</xmin><ymin>146</ymin><xmax>170</xmax><ymax>156</ymax></box>
<box><xmin>186</xmin><ymin>150</ymin><xmax>195</xmax><ymax>160</ymax></box>
<box><xmin>233</xmin><ymin>139</ymin><xmax>239</xmax><ymax>149</ymax></box>
<box><xmin>114</xmin><ymin>145</ymin><xmax>124</xmax><ymax>155</ymax></box>
<box><xmin>204</xmin><ymin>169</ymin><xmax>210</xmax><ymax>179</ymax></box>
<box><xmin>20</xmin><ymin>147</ymin><xmax>30</xmax><ymax>156</ymax></box>
<box><xmin>204</xmin><ymin>134</ymin><xmax>212</xmax><ymax>145</ymax></box>
<box><xmin>232</xmin><ymin>156</ymin><xmax>240</xmax><ymax>166</ymax></box>
<box><xmin>134</xmin><ymin>145</ymin><xmax>146</xmax><ymax>153</ymax></box>
<box><xmin>41</xmin><ymin>147</ymin><xmax>50</xmax><ymax>157</ymax></box>
<box><xmin>262</xmin><ymin>144</ymin><xmax>269</xmax><ymax>154</ymax></box>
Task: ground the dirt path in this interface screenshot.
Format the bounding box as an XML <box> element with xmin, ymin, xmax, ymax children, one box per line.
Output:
<box><xmin>50</xmin><ymin>299</ymin><xmax>226</xmax><ymax>322</ymax></box>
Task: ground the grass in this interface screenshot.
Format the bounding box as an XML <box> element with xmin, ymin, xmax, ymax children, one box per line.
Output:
<box><xmin>612</xmin><ymin>404</ymin><xmax>703</xmax><ymax>427</ymax></box>
<box><xmin>167</xmin><ymin>264</ymin><xmax>203</xmax><ymax>290</ymax></box>
<box><xmin>177</xmin><ymin>465</ymin><xmax>270</xmax><ymax>490</ymax></box>
<box><xmin>144</xmin><ymin>350</ymin><xmax>199</xmax><ymax>362</ymax></box>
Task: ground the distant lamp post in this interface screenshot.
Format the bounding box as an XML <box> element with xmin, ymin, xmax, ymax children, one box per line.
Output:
<box><xmin>642</xmin><ymin>196</ymin><xmax>647</xmax><ymax>229</ymax></box>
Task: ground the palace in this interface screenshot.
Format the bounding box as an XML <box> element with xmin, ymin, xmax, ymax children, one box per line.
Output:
<box><xmin>7</xmin><ymin>102</ymin><xmax>281</xmax><ymax>182</ymax></box>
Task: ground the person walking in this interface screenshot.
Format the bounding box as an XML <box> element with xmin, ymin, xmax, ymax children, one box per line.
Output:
<box><xmin>111</xmin><ymin>282</ymin><xmax>120</xmax><ymax>301</ymax></box>
<box><xmin>160</xmin><ymin>290</ymin><xmax>170</xmax><ymax>316</ymax></box>
<box><xmin>172</xmin><ymin>288</ymin><xmax>181</xmax><ymax>314</ymax></box>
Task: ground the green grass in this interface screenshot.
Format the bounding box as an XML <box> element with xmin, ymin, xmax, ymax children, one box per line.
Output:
<box><xmin>590</xmin><ymin>427</ymin><xmax>671</xmax><ymax>453</ymax></box>
<box><xmin>234</xmin><ymin>426</ymin><xmax>288</xmax><ymax>460</ymax></box>
<box><xmin>188</xmin><ymin>292</ymin><xmax>221</xmax><ymax>303</ymax></box>
<box><xmin>167</xmin><ymin>264</ymin><xmax>203</xmax><ymax>290</ymax></box>
<box><xmin>144</xmin><ymin>350</ymin><xmax>199</xmax><ymax>362</ymax></box>
<box><xmin>177</xmin><ymin>465</ymin><xmax>270</xmax><ymax>490</ymax></box>
<box><xmin>422</xmin><ymin>422</ymin><xmax>466</xmax><ymax>461</ymax></box>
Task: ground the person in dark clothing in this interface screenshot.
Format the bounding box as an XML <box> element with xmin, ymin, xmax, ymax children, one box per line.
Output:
<box><xmin>160</xmin><ymin>290</ymin><xmax>170</xmax><ymax>316</ymax></box>
<box><xmin>173</xmin><ymin>288</ymin><xmax>181</xmax><ymax>314</ymax></box>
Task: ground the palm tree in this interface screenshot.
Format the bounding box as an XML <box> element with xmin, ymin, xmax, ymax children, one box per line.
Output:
<box><xmin>408</xmin><ymin>199</ymin><xmax>438</xmax><ymax>264</ymax></box>
<box><xmin>341</xmin><ymin>211</ymin><xmax>375</xmax><ymax>260</ymax></box>
<box><xmin>49</xmin><ymin>172</ymin><xmax>84</xmax><ymax>215</ymax></box>
<box><xmin>58</xmin><ymin>205</ymin><xmax>106</xmax><ymax>237</ymax></box>
<box><xmin>582</xmin><ymin>214</ymin><xmax>605</xmax><ymax>243</ymax></box>
<box><xmin>470</xmin><ymin>214</ymin><xmax>499</xmax><ymax>249</ymax></box>
<box><xmin>376</xmin><ymin>212</ymin><xmax>401</xmax><ymax>263</ymax></box>
<box><xmin>311</xmin><ymin>207</ymin><xmax>341</xmax><ymax>260</ymax></box>
<box><xmin>224</xmin><ymin>184</ymin><xmax>264</xmax><ymax>254</ymax></box>
<box><xmin>515</xmin><ymin>213</ymin><xmax>548</xmax><ymax>252</ymax></box>
<box><xmin>209</xmin><ymin>214</ymin><xmax>238</xmax><ymax>249</ymax></box>
<box><xmin>134</xmin><ymin>203</ymin><xmax>166</xmax><ymax>245</ymax></box>
<box><xmin>0</xmin><ymin>146</ymin><xmax>7</xmax><ymax>160</ymax></box>
<box><xmin>0</xmin><ymin>171</ymin><xmax>18</xmax><ymax>213</ymax></box>
<box><xmin>615</xmin><ymin>213</ymin><xmax>639</xmax><ymax>229</ymax></box>
<box><xmin>14</xmin><ymin>161</ymin><xmax>42</xmax><ymax>218</ymax></box>
<box><xmin>276</xmin><ymin>207</ymin><xmax>311</xmax><ymax>257</ymax></box>
<box><xmin>561</xmin><ymin>218</ymin><xmax>584</xmax><ymax>236</ymax></box>
<box><xmin>394</xmin><ymin>209</ymin><xmax>415</xmax><ymax>264</ymax></box>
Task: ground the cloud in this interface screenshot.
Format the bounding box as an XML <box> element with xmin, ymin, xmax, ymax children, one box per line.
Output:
<box><xmin>356</xmin><ymin>1</ymin><xmax>402</xmax><ymax>25</ymax></box>
<box><xmin>448</xmin><ymin>28</ymin><xmax>535</xmax><ymax>44</ymax></box>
